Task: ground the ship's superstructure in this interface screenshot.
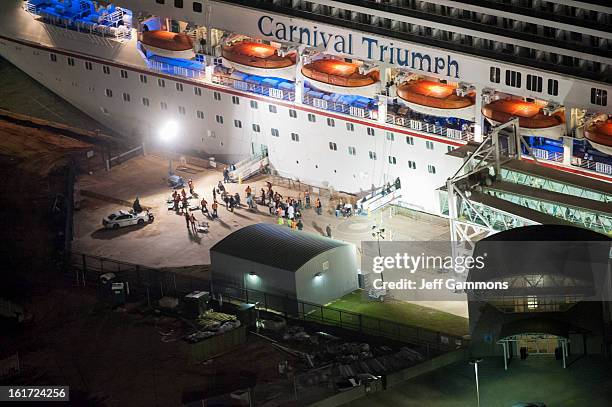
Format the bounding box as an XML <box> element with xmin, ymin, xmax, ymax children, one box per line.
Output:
<box><xmin>0</xmin><ymin>0</ymin><xmax>610</xmax><ymax>215</ymax></box>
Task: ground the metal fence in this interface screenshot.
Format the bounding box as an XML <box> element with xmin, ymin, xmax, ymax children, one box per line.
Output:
<box><xmin>68</xmin><ymin>252</ymin><xmax>466</xmax><ymax>351</ymax></box>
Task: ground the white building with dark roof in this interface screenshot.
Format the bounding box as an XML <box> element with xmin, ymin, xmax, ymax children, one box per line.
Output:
<box><xmin>210</xmin><ymin>223</ymin><xmax>359</xmax><ymax>305</ymax></box>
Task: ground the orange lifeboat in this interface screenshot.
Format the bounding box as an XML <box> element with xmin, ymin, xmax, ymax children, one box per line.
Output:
<box><xmin>482</xmin><ymin>99</ymin><xmax>566</xmax><ymax>140</ymax></box>
<box><xmin>301</xmin><ymin>59</ymin><xmax>379</xmax><ymax>97</ymax></box>
<box><xmin>221</xmin><ymin>41</ymin><xmax>296</xmax><ymax>80</ymax></box>
<box><xmin>141</xmin><ymin>30</ymin><xmax>195</xmax><ymax>60</ymax></box>
<box><xmin>584</xmin><ymin>119</ymin><xmax>612</xmax><ymax>156</ymax></box>
<box><xmin>397</xmin><ymin>80</ymin><xmax>475</xmax><ymax>120</ymax></box>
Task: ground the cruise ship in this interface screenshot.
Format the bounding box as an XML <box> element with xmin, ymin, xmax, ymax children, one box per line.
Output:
<box><xmin>0</xmin><ymin>0</ymin><xmax>611</xmax><ymax>214</ymax></box>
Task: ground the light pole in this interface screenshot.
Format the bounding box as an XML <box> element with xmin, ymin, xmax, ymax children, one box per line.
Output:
<box><xmin>159</xmin><ymin>120</ymin><xmax>179</xmax><ymax>176</ymax></box>
<box><xmin>469</xmin><ymin>358</ymin><xmax>483</xmax><ymax>407</ymax></box>
<box><xmin>372</xmin><ymin>225</ymin><xmax>385</xmax><ymax>282</ymax></box>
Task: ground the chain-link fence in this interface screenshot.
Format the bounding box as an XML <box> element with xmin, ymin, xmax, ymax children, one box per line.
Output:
<box><xmin>68</xmin><ymin>252</ymin><xmax>466</xmax><ymax>351</ymax></box>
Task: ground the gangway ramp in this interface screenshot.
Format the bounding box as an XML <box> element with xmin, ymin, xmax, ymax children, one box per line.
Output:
<box><xmin>501</xmin><ymin>160</ymin><xmax>612</xmax><ymax>203</ymax></box>
<box><xmin>229</xmin><ymin>153</ymin><xmax>269</xmax><ymax>182</ymax></box>
<box><xmin>481</xmin><ymin>180</ymin><xmax>611</xmax><ymax>235</ymax></box>
<box><xmin>357</xmin><ymin>179</ymin><xmax>402</xmax><ymax>214</ymax></box>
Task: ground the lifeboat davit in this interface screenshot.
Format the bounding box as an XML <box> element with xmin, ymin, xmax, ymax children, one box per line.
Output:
<box><xmin>222</xmin><ymin>41</ymin><xmax>296</xmax><ymax>81</ymax></box>
<box><xmin>584</xmin><ymin>119</ymin><xmax>612</xmax><ymax>156</ymax></box>
<box><xmin>482</xmin><ymin>99</ymin><xmax>566</xmax><ymax>140</ymax></box>
<box><xmin>396</xmin><ymin>80</ymin><xmax>475</xmax><ymax>121</ymax></box>
<box><xmin>141</xmin><ymin>30</ymin><xmax>195</xmax><ymax>60</ymax></box>
<box><xmin>301</xmin><ymin>59</ymin><xmax>379</xmax><ymax>98</ymax></box>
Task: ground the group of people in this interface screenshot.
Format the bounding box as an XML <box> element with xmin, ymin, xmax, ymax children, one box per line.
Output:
<box><xmin>170</xmin><ymin>173</ymin><xmax>340</xmax><ymax>238</ymax></box>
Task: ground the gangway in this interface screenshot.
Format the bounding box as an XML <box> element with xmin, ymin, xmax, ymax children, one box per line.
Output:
<box><xmin>357</xmin><ymin>178</ymin><xmax>402</xmax><ymax>214</ymax></box>
<box><xmin>444</xmin><ymin>117</ymin><xmax>610</xmax><ymax>269</ymax></box>
<box><xmin>228</xmin><ymin>153</ymin><xmax>269</xmax><ymax>182</ymax></box>
<box><xmin>481</xmin><ymin>180</ymin><xmax>611</xmax><ymax>235</ymax></box>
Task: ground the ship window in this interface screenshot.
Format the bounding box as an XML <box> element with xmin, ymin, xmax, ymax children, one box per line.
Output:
<box><xmin>406</xmin><ymin>136</ymin><xmax>414</xmax><ymax>145</ymax></box>
<box><xmin>526</xmin><ymin>74</ymin><xmax>542</xmax><ymax>92</ymax></box>
<box><xmin>234</xmin><ymin>120</ymin><xmax>242</xmax><ymax>128</ymax></box>
<box><xmin>178</xmin><ymin>106</ymin><xmax>186</xmax><ymax>115</ymax></box>
<box><xmin>505</xmin><ymin>70</ymin><xmax>522</xmax><ymax>88</ymax></box>
<box><xmin>408</xmin><ymin>160</ymin><xmax>416</xmax><ymax>169</ymax></box>
<box><xmin>388</xmin><ymin>156</ymin><xmax>397</xmax><ymax>164</ymax></box>
<box><xmin>447</xmin><ymin>146</ymin><xmax>454</xmax><ymax>153</ymax></box>
<box><xmin>250</xmin><ymin>100</ymin><xmax>258</xmax><ymax>109</ymax></box>
<box><xmin>369</xmin><ymin>151</ymin><xmax>377</xmax><ymax>160</ymax></box>
<box><xmin>122</xmin><ymin>93</ymin><xmax>131</xmax><ymax>102</ymax></box>
<box><xmin>105</xmin><ymin>89</ymin><xmax>113</xmax><ymax>97</ymax></box>
<box><xmin>489</xmin><ymin>67</ymin><xmax>500</xmax><ymax>83</ymax></box>
<box><xmin>139</xmin><ymin>74</ymin><xmax>147</xmax><ymax>83</ymax></box>
<box><xmin>329</xmin><ymin>142</ymin><xmax>337</xmax><ymax>151</ymax></box>
<box><xmin>174</xmin><ymin>0</ymin><xmax>184</xmax><ymax>8</ymax></box>
<box><xmin>193</xmin><ymin>2</ymin><xmax>202</xmax><ymax>12</ymax></box>
<box><xmin>426</xmin><ymin>140</ymin><xmax>434</xmax><ymax>150</ymax></box>
<box><xmin>547</xmin><ymin>79</ymin><xmax>559</xmax><ymax>96</ymax></box>
<box><xmin>591</xmin><ymin>88</ymin><xmax>607</xmax><ymax>106</ymax></box>
<box><xmin>103</xmin><ymin>65</ymin><xmax>110</xmax><ymax>75</ymax></box>
<box><xmin>176</xmin><ymin>83</ymin><xmax>183</xmax><ymax>92</ymax></box>
<box><xmin>120</xmin><ymin>69</ymin><xmax>128</xmax><ymax>79</ymax></box>
<box><xmin>252</xmin><ymin>124</ymin><xmax>261</xmax><ymax>132</ymax></box>
<box><xmin>291</xmin><ymin>133</ymin><xmax>299</xmax><ymax>142</ymax></box>
<box><xmin>213</xmin><ymin>92</ymin><xmax>221</xmax><ymax>101</ymax></box>
<box><xmin>160</xmin><ymin>102</ymin><xmax>167</xmax><ymax>110</ymax></box>
<box><xmin>67</xmin><ymin>57</ymin><xmax>75</xmax><ymax>66</ymax></box>
<box><xmin>85</xmin><ymin>61</ymin><xmax>92</xmax><ymax>70</ymax></box>
<box><xmin>346</xmin><ymin>122</ymin><xmax>354</xmax><ymax>131</ymax></box>
<box><xmin>50</xmin><ymin>53</ymin><xmax>57</xmax><ymax>62</ymax></box>
<box><xmin>327</xmin><ymin>118</ymin><xmax>335</xmax><ymax>127</ymax></box>
<box><xmin>308</xmin><ymin>113</ymin><xmax>316</xmax><ymax>122</ymax></box>
<box><xmin>271</xmin><ymin>128</ymin><xmax>279</xmax><ymax>137</ymax></box>
<box><xmin>386</xmin><ymin>131</ymin><xmax>394</xmax><ymax>141</ymax></box>
<box><xmin>289</xmin><ymin>109</ymin><xmax>297</xmax><ymax>118</ymax></box>
<box><xmin>158</xmin><ymin>78</ymin><xmax>165</xmax><ymax>87</ymax></box>
<box><xmin>194</xmin><ymin>87</ymin><xmax>202</xmax><ymax>96</ymax></box>
<box><xmin>269</xmin><ymin>105</ymin><xmax>277</xmax><ymax>113</ymax></box>
<box><xmin>232</xmin><ymin>96</ymin><xmax>240</xmax><ymax>105</ymax></box>
<box><xmin>428</xmin><ymin>165</ymin><xmax>436</xmax><ymax>174</ymax></box>
<box><xmin>197</xmin><ymin>110</ymin><xmax>204</xmax><ymax>119</ymax></box>
<box><xmin>348</xmin><ymin>146</ymin><xmax>356</xmax><ymax>156</ymax></box>
<box><xmin>155</xmin><ymin>0</ymin><xmax>164</xmax><ymax>3</ymax></box>
<box><xmin>367</xmin><ymin>127</ymin><xmax>375</xmax><ymax>136</ymax></box>
<box><xmin>142</xmin><ymin>98</ymin><xmax>150</xmax><ymax>106</ymax></box>
<box><xmin>216</xmin><ymin>115</ymin><xmax>223</xmax><ymax>124</ymax></box>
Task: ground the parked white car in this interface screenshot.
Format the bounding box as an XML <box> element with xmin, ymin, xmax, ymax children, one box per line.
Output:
<box><xmin>102</xmin><ymin>210</ymin><xmax>154</xmax><ymax>229</ymax></box>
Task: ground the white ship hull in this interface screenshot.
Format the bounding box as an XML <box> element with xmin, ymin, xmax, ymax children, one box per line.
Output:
<box><xmin>0</xmin><ymin>8</ymin><xmax>462</xmax><ymax>213</ymax></box>
<box><xmin>0</xmin><ymin>0</ymin><xmax>609</xmax><ymax>219</ymax></box>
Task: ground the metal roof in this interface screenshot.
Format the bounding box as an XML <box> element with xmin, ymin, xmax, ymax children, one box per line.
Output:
<box><xmin>468</xmin><ymin>225</ymin><xmax>610</xmax><ymax>284</ymax></box>
<box><xmin>210</xmin><ymin>223</ymin><xmax>348</xmax><ymax>272</ymax></box>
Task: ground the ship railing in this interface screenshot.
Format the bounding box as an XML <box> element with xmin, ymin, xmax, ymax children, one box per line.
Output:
<box><xmin>24</xmin><ymin>2</ymin><xmax>131</xmax><ymax>41</ymax></box>
<box><xmin>531</xmin><ymin>147</ymin><xmax>563</xmax><ymax>163</ymax></box>
<box><xmin>211</xmin><ymin>75</ymin><xmax>295</xmax><ymax>102</ymax></box>
<box><xmin>572</xmin><ymin>157</ymin><xmax>612</xmax><ymax>176</ymax></box>
<box><xmin>147</xmin><ymin>60</ymin><xmax>204</xmax><ymax>79</ymax></box>
<box><xmin>302</xmin><ymin>95</ymin><xmax>378</xmax><ymax>120</ymax></box>
<box><xmin>24</xmin><ymin>1</ymin><xmax>38</xmax><ymax>15</ymax></box>
<box><xmin>386</xmin><ymin>113</ymin><xmax>473</xmax><ymax>142</ymax></box>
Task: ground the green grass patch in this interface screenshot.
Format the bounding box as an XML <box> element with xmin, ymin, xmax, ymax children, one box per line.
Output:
<box><xmin>324</xmin><ymin>291</ymin><xmax>469</xmax><ymax>337</ymax></box>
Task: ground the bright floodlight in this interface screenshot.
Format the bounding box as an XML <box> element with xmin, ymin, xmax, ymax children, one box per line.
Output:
<box><xmin>159</xmin><ymin>120</ymin><xmax>179</xmax><ymax>143</ymax></box>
